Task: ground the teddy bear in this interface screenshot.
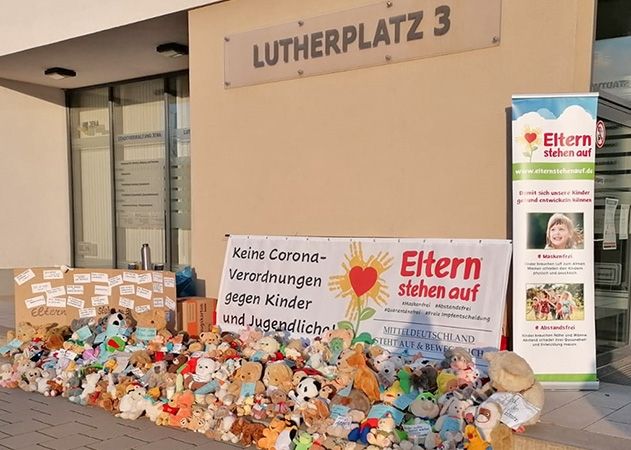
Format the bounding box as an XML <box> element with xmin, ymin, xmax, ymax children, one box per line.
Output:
<box><xmin>117</xmin><ymin>385</ymin><xmax>148</xmax><ymax>420</ymax></box>
<box><xmin>183</xmin><ymin>357</ymin><xmax>219</xmax><ymax>398</ymax></box>
<box><xmin>322</xmin><ymin>329</ymin><xmax>354</xmax><ymax>363</ymax></box>
<box><xmin>199</xmin><ymin>328</ymin><xmax>222</xmax><ymax>353</ymax></box>
<box><xmin>250</xmin><ymin>336</ymin><xmax>281</xmax><ymax>362</ymax></box>
<box><xmin>226</xmin><ymin>361</ymin><xmax>265</xmax><ymax>403</ymax></box>
<box><xmin>366</xmin><ymin>414</ymin><xmax>397</xmax><ymax>448</ymax></box>
<box><xmin>19</xmin><ymin>366</ymin><xmax>42</xmax><ymax>392</ymax></box>
<box><xmin>263</xmin><ymin>361</ymin><xmax>294</xmax><ymax>393</ymax></box>
<box><xmin>131</xmin><ymin>308</ymin><xmax>172</xmax><ymax>344</ymax></box>
<box><xmin>8</xmin><ymin>321</ymin><xmax>37</xmax><ymax>350</ymax></box>
<box><xmin>268</xmin><ymin>388</ymin><xmax>291</xmax><ymax>417</ymax></box>
<box><xmin>483</xmin><ymin>351</ymin><xmax>545</xmax><ymax>427</ymax></box>
<box><xmin>0</xmin><ymin>363</ymin><xmax>16</xmax><ymax>388</ymax></box>
<box><xmin>425</xmin><ymin>396</ymin><xmax>471</xmax><ymax>449</ymax></box>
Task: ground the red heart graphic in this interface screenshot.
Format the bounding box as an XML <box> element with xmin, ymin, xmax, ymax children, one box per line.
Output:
<box><xmin>524</xmin><ymin>132</ymin><xmax>537</xmax><ymax>143</ymax></box>
<box><xmin>349</xmin><ymin>266</ymin><xmax>378</xmax><ymax>297</ymax></box>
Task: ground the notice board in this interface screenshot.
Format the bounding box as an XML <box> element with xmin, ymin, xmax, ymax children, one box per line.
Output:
<box><xmin>13</xmin><ymin>267</ymin><xmax>177</xmax><ymax>328</ymax></box>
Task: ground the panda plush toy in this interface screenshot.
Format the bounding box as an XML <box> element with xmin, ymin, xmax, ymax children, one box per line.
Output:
<box><xmin>288</xmin><ymin>376</ymin><xmax>321</xmax><ymax>408</ymax></box>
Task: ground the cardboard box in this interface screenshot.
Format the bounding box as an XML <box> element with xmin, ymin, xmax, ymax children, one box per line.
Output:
<box><xmin>13</xmin><ymin>267</ymin><xmax>177</xmax><ymax>329</ymax></box>
<box><xmin>177</xmin><ymin>297</ymin><xmax>217</xmax><ymax>337</ymax></box>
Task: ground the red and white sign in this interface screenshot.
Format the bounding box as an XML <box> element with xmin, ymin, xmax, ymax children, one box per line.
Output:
<box><xmin>218</xmin><ymin>235</ymin><xmax>512</xmax><ymax>360</ymax></box>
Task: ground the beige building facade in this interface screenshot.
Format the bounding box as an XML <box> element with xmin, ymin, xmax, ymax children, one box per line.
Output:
<box><xmin>4</xmin><ymin>0</ymin><xmax>631</xmax><ymax>361</ymax></box>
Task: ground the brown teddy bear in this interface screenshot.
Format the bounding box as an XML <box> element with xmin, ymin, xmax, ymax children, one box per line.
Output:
<box><xmin>484</xmin><ymin>351</ymin><xmax>545</xmax><ymax>426</ymax></box>
<box><xmin>227</xmin><ymin>361</ymin><xmax>265</xmax><ymax>399</ymax></box>
<box><xmin>263</xmin><ymin>362</ymin><xmax>294</xmax><ymax>393</ymax></box>
<box><xmin>131</xmin><ymin>308</ymin><xmax>172</xmax><ymax>344</ymax></box>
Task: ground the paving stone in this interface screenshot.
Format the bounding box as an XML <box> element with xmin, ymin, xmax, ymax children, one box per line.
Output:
<box><xmin>131</xmin><ymin>437</ymin><xmax>197</xmax><ymax>450</ymax></box>
<box><xmin>169</xmin><ymin>429</ymin><xmax>215</xmax><ymax>446</ymax></box>
<box><xmin>118</xmin><ymin>425</ymin><xmax>187</xmax><ymax>443</ymax></box>
<box><xmin>30</xmin><ymin>411</ymin><xmax>80</xmax><ymax>426</ymax></box>
<box><xmin>0</xmin><ymin>431</ymin><xmax>54</xmax><ymax>449</ymax></box>
<box><xmin>0</xmin><ymin>419</ymin><xmax>51</xmax><ymax>436</ymax></box>
<box><xmin>36</xmin><ymin>433</ymin><xmax>99</xmax><ymax>450</ymax></box>
<box><xmin>0</xmin><ymin>411</ymin><xmax>36</xmax><ymax>424</ymax></box>
<box><xmin>74</xmin><ymin>422</ymin><xmax>138</xmax><ymax>441</ymax></box>
<box><xmin>38</xmin><ymin>422</ymin><xmax>96</xmax><ymax>439</ymax></box>
<box><xmin>88</xmin><ymin>435</ymin><xmax>147</xmax><ymax>450</ymax></box>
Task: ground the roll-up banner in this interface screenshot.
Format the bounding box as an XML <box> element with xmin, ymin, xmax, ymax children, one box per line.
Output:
<box><xmin>218</xmin><ymin>235</ymin><xmax>511</xmax><ymax>362</ymax></box>
<box><xmin>512</xmin><ymin>94</ymin><xmax>599</xmax><ymax>389</ymax></box>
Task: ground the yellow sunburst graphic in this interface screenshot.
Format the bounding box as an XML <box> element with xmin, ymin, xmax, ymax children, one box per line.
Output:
<box><xmin>328</xmin><ymin>242</ymin><xmax>392</xmax><ymax>338</ymax></box>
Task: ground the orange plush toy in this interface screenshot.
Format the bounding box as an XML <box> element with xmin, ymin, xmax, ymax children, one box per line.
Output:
<box><xmin>347</xmin><ymin>345</ymin><xmax>381</xmax><ymax>402</ymax></box>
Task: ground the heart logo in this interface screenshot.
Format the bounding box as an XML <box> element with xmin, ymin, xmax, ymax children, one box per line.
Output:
<box><xmin>524</xmin><ymin>132</ymin><xmax>537</xmax><ymax>143</ymax></box>
<box><xmin>349</xmin><ymin>266</ymin><xmax>378</xmax><ymax>297</ymax></box>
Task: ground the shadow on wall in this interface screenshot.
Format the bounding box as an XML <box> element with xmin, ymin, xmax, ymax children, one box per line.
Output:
<box><xmin>0</xmin><ymin>78</ymin><xmax>65</xmax><ymax>106</ymax></box>
<box><xmin>0</xmin><ymin>269</ymin><xmax>13</xmax><ymax>297</ymax></box>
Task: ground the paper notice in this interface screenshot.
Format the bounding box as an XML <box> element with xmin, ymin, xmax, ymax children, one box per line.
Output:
<box><xmin>47</xmin><ymin>297</ymin><xmax>66</xmax><ymax>308</ymax></box>
<box><xmin>25</xmin><ymin>295</ymin><xmax>46</xmax><ymax>309</ymax></box>
<box><xmin>91</xmin><ymin>272</ymin><xmax>109</xmax><ymax>283</ymax></box>
<box><xmin>79</xmin><ymin>307</ymin><xmax>97</xmax><ymax>318</ymax></box>
<box><xmin>91</xmin><ymin>296</ymin><xmax>109</xmax><ymax>306</ymax></box>
<box><xmin>119</xmin><ymin>297</ymin><xmax>135</xmax><ymax>309</ymax></box>
<box><xmin>109</xmin><ymin>275</ymin><xmax>123</xmax><ymax>288</ymax></box>
<box><xmin>123</xmin><ymin>272</ymin><xmax>139</xmax><ymax>283</ymax></box>
<box><xmin>153</xmin><ymin>298</ymin><xmax>164</xmax><ymax>308</ymax></box>
<box><xmin>67</xmin><ymin>285</ymin><xmax>84</xmax><ymax>295</ymax></box>
<box><xmin>152</xmin><ymin>272</ymin><xmax>163</xmax><ymax>283</ymax></box>
<box><xmin>43</xmin><ymin>269</ymin><xmax>64</xmax><ymax>280</ymax></box>
<box><xmin>94</xmin><ymin>285</ymin><xmax>111</xmax><ymax>296</ymax></box>
<box><xmin>119</xmin><ymin>285</ymin><xmax>135</xmax><ymax>296</ymax></box>
<box><xmin>31</xmin><ymin>282</ymin><xmax>52</xmax><ymax>294</ymax></box>
<box><xmin>604</xmin><ymin>197</ymin><xmax>619</xmax><ymax>250</ymax></box>
<box><xmin>46</xmin><ymin>286</ymin><xmax>66</xmax><ymax>298</ymax></box>
<box><xmin>153</xmin><ymin>283</ymin><xmax>164</xmax><ymax>294</ymax></box>
<box><xmin>137</xmin><ymin>287</ymin><xmax>152</xmax><ymax>300</ymax></box>
<box><xmin>165</xmin><ymin>297</ymin><xmax>176</xmax><ymax>311</ymax></box>
<box><xmin>137</xmin><ymin>274</ymin><xmax>152</xmax><ymax>284</ymax></box>
<box><xmin>620</xmin><ymin>204</ymin><xmax>630</xmax><ymax>240</ymax></box>
<box><xmin>15</xmin><ymin>269</ymin><xmax>35</xmax><ymax>286</ymax></box>
<box><xmin>135</xmin><ymin>304</ymin><xmax>151</xmax><ymax>313</ymax></box>
<box><xmin>164</xmin><ymin>277</ymin><xmax>175</xmax><ymax>288</ymax></box>
<box><xmin>67</xmin><ymin>296</ymin><xmax>85</xmax><ymax>309</ymax></box>
<box><xmin>489</xmin><ymin>392</ymin><xmax>541</xmax><ymax>430</ymax></box>
<box><xmin>73</xmin><ymin>273</ymin><xmax>91</xmax><ymax>284</ymax></box>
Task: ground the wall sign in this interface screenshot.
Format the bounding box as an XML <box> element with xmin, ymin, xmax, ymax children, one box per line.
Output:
<box><xmin>224</xmin><ymin>0</ymin><xmax>501</xmax><ymax>88</ymax></box>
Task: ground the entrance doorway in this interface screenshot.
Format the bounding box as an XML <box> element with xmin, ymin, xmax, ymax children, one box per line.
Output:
<box><xmin>595</xmin><ymin>94</ymin><xmax>631</xmax><ymax>381</ymax></box>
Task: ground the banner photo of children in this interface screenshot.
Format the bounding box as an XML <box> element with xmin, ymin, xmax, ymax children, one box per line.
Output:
<box><xmin>527</xmin><ymin>212</ymin><xmax>584</xmax><ymax>250</ymax></box>
<box><xmin>526</xmin><ymin>283</ymin><xmax>584</xmax><ymax>321</ymax></box>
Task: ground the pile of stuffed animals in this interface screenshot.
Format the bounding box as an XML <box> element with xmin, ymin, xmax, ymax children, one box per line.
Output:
<box><xmin>0</xmin><ymin>309</ymin><xmax>544</xmax><ymax>450</ymax></box>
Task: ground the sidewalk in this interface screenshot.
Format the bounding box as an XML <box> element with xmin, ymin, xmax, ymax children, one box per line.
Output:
<box><xmin>0</xmin><ymin>388</ymin><xmax>239</xmax><ymax>450</ymax></box>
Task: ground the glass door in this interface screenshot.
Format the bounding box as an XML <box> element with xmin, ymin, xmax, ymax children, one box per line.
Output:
<box><xmin>594</xmin><ymin>94</ymin><xmax>631</xmax><ymax>355</ymax></box>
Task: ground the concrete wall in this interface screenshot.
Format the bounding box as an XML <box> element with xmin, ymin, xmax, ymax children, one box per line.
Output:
<box><xmin>0</xmin><ymin>0</ymin><xmax>221</xmax><ymax>57</ymax></box>
<box><xmin>0</xmin><ymin>79</ymin><xmax>71</xmax><ymax>269</ymax></box>
<box><xmin>189</xmin><ymin>0</ymin><xmax>596</xmax><ymax>296</ymax></box>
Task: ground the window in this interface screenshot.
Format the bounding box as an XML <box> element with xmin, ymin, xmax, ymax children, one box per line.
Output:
<box><xmin>69</xmin><ymin>73</ymin><xmax>191</xmax><ymax>271</ymax></box>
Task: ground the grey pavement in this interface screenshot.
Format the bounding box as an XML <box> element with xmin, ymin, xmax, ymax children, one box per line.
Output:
<box><xmin>0</xmin><ymin>388</ymin><xmax>241</xmax><ymax>450</ymax></box>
